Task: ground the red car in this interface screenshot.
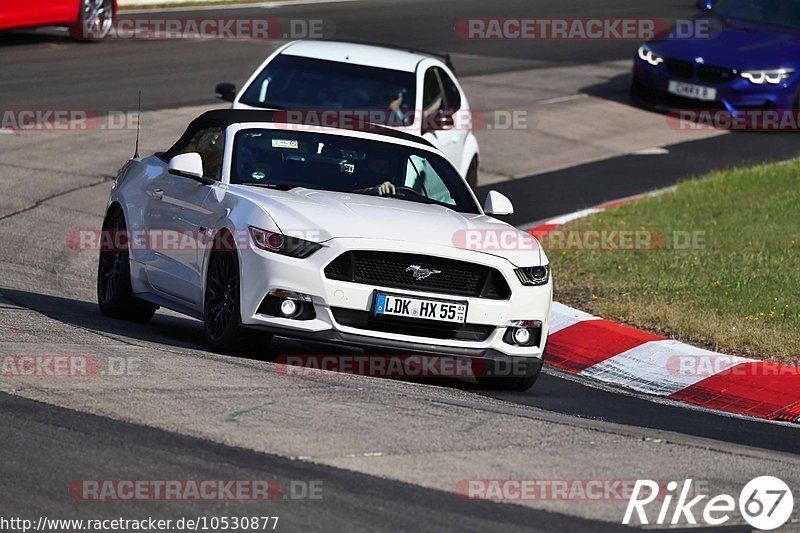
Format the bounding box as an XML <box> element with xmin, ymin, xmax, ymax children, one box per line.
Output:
<box><xmin>0</xmin><ymin>0</ymin><xmax>117</xmax><ymax>41</ymax></box>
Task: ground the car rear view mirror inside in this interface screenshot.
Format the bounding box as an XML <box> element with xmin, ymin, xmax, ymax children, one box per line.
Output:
<box><xmin>484</xmin><ymin>190</ymin><xmax>514</xmax><ymax>216</ymax></box>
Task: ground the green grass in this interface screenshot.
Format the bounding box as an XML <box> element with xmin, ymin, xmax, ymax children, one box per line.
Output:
<box><xmin>549</xmin><ymin>158</ymin><xmax>800</xmax><ymax>358</ymax></box>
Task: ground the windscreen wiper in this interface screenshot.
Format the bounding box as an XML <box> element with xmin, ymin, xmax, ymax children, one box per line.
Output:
<box><xmin>240</xmin><ymin>182</ymin><xmax>299</xmax><ymax>191</ymax></box>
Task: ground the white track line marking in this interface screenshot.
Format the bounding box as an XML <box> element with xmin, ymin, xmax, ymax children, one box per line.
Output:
<box><xmin>539</xmin><ymin>94</ymin><xmax>590</xmax><ymax>105</ymax></box>
<box><xmin>581</xmin><ymin>340</ymin><xmax>750</xmax><ymax>397</ymax></box>
<box><xmin>632</xmin><ymin>147</ymin><xmax>670</xmax><ymax>155</ymax></box>
<box><xmin>545</xmin><ymin>207</ymin><xmax>603</xmax><ymax>226</ymax></box>
<box><xmin>550</xmin><ymin>303</ymin><xmax>601</xmax><ymax>334</ymax></box>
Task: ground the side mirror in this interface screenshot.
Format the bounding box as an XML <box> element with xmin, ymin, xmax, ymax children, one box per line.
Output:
<box><xmin>169</xmin><ymin>153</ymin><xmax>213</xmax><ymax>184</ymax></box>
<box><xmin>436</xmin><ymin>109</ymin><xmax>455</xmax><ymax>129</ymax></box>
<box><xmin>423</xmin><ymin>109</ymin><xmax>454</xmax><ymax>133</ymax></box>
<box><xmin>696</xmin><ymin>0</ymin><xmax>716</xmax><ymax>10</ymax></box>
<box><xmin>215</xmin><ymin>82</ymin><xmax>237</xmax><ymax>103</ymax></box>
<box><xmin>483</xmin><ymin>190</ymin><xmax>514</xmax><ymax>216</ymax></box>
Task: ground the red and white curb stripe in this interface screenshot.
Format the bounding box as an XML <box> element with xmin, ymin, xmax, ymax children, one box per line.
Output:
<box><xmin>526</xmin><ymin>196</ymin><xmax>800</xmax><ymax>424</ymax></box>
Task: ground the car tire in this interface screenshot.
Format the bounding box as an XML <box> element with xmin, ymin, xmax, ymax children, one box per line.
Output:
<box><xmin>475</xmin><ymin>354</ymin><xmax>544</xmax><ymax>392</ymax></box>
<box><xmin>69</xmin><ymin>0</ymin><xmax>114</xmax><ymax>42</ymax></box>
<box><xmin>203</xmin><ymin>233</ymin><xmax>248</xmax><ymax>353</ymax></box>
<box><xmin>97</xmin><ymin>208</ymin><xmax>158</xmax><ymax>323</ymax></box>
<box><xmin>466</xmin><ymin>157</ymin><xmax>479</xmax><ymax>189</ymax></box>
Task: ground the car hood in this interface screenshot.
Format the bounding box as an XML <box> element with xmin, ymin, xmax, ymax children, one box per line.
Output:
<box><xmin>649</xmin><ymin>15</ymin><xmax>800</xmax><ymax>69</ymax></box>
<box><xmin>231</xmin><ymin>186</ymin><xmax>544</xmax><ymax>267</ymax></box>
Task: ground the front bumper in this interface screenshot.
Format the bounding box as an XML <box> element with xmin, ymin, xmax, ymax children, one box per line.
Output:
<box><xmin>632</xmin><ymin>60</ymin><xmax>799</xmax><ymax>112</ymax></box>
<box><xmin>242</xmin><ymin>322</ymin><xmax>540</xmax><ymax>362</ymax></box>
<box><xmin>238</xmin><ymin>237</ymin><xmax>552</xmax><ymax>359</ymax></box>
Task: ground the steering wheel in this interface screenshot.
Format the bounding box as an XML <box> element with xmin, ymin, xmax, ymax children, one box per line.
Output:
<box><xmin>393</xmin><ymin>186</ymin><xmax>426</xmax><ymax>200</ymax></box>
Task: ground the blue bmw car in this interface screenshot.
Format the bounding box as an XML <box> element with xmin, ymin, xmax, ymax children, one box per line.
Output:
<box><xmin>632</xmin><ymin>0</ymin><xmax>800</xmax><ymax>112</ymax></box>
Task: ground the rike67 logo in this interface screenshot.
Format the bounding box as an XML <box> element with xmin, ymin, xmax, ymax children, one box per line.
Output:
<box><xmin>623</xmin><ymin>477</ymin><xmax>794</xmax><ymax>530</ymax></box>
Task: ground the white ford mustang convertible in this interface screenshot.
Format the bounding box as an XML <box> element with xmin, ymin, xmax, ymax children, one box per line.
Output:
<box><xmin>98</xmin><ymin>110</ymin><xmax>552</xmax><ymax>390</ymax></box>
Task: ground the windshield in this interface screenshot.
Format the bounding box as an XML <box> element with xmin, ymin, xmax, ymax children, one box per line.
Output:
<box><xmin>712</xmin><ymin>0</ymin><xmax>800</xmax><ymax>29</ymax></box>
<box><xmin>238</xmin><ymin>55</ymin><xmax>417</xmax><ymax>126</ymax></box>
<box><xmin>231</xmin><ymin>129</ymin><xmax>480</xmax><ymax>214</ymax></box>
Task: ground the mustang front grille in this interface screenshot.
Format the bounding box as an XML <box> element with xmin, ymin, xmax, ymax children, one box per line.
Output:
<box><xmin>324</xmin><ymin>251</ymin><xmax>511</xmax><ymax>300</ymax></box>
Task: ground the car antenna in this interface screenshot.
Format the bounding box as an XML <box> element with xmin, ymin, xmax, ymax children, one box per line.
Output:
<box><xmin>133</xmin><ymin>90</ymin><xmax>142</xmax><ymax>159</ymax></box>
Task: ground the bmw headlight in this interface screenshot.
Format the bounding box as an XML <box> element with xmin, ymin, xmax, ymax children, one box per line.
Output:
<box><xmin>249</xmin><ymin>226</ymin><xmax>322</xmax><ymax>258</ymax></box>
<box><xmin>515</xmin><ymin>265</ymin><xmax>550</xmax><ymax>286</ymax></box>
<box><xmin>740</xmin><ymin>69</ymin><xmax>794</xmax><ymax>85</ymax></box>
<box><xmin>638</xmin><ymin>45</ymin><xmax>664</xmax><ymax>67</ymax></box>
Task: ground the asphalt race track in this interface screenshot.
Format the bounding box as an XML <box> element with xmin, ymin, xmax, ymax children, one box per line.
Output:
<box><xmin>1</xmin><ymin>0</ymin><xmax>702</xmax><ymax>112</ymax></box>
<box><xmin>1</xmin><ymin>0</ymin><xmax>800</xmax><ymax>531</ymax></box>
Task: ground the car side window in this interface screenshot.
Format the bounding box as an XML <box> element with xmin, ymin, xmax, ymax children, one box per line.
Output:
<box><xmin>178</xmin><ymin>127</ymin><xmax>224</xmax><ymax>180</ymax></box>
<box><xmin>422</xmin><ymin>68</ymin><xmax>445</xmax><ymax>119</ymax></box>
<box><xmin>437</xmin><ymin>68</ymin><xmax>462</xmax><ymax>112</ymax></box>
<box><xmin>405</xmin><ymin>154</ymin><xmax>456</xmax><ymax>206</ymax></box>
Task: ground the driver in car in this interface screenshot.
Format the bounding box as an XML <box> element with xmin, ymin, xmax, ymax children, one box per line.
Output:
<box><xmin>360</xmin><ymin>181</ymin><xmax>396</xmax><ymax>196</ymax></box>
<box><xmin>353</xmin><ymin>157</ymin><xmax>397</xmax><ymax>196</ymax></box>
<box><xmin>384</xmin><ymin>87</ymin><xmax>411</xmax><ymax>127</ymax></box>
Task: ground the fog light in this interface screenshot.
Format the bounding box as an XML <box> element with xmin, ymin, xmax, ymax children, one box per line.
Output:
<box><xmin>280</xmin><ymin>299</ymin><xmax>298</xmax><ymax>317</ymax></box>
<box><xmin>512</xmin><ymin>328</ymin><xmax>531</xmax><ymax>345</ymax></box>
<box><xmin>257</xmin><ymin>293</ymin><xmax>316</xmax><ymax>321</ymax></box>
<box><xmin>503</xmin><ymin>320</ymin><xmax>543</xmax><ymax>347</ymax></box>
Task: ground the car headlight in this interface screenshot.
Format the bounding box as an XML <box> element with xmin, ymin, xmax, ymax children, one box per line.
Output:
<box><xmin>249</xmin><ymin>226</ymin><xmax>322</xmax><ymax>258</ymax></box>
<box><xmin>638</xmin><ymin>45</ymin><xmax>664</xmax><ymax>67</ymax></box>
<box><xmin>515</xmin><ymin>265</ymin><xmax>550</xmax><ymax>286</ymax></box>
<box><xmin>740</xmin><ymin>69</ymin><xmax>794</xmax><ymax>85</ymax></box>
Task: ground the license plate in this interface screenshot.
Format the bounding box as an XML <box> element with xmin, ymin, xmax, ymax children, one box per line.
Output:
<box><xmin>668</xmin><ymin>81</ymin><xmax>717</xmax><ymax>102</ymax></box>
<box><xmin>374</xmin><ymin>293</ymin><xmax>467</xmax><ymax>324</ymax></box>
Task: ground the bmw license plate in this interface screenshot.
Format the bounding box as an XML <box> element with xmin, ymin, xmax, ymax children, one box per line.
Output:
<box><xmin>668</xmin><ymin>80</ymin><xmax>717</xmax><ymax>102</ymax></box>
<box><xmin>374</xmin><ymin>293</ymin><xmax>467</xmax><ymax>324</ymax></box>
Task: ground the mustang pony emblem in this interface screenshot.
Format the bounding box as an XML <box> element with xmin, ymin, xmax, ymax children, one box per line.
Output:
<box><xmin>406</xmin><ymin>265</ymin><xmax>442</xmax><ymax>281</ymax></box>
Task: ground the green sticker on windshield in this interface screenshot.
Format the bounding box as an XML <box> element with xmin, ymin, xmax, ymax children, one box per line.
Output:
<box><xmin>251</xmin><ymin>171</ymin><xmax>266</xmax><ymax>180</ymax></box>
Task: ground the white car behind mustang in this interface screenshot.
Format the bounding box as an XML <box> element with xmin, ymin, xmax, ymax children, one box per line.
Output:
<box><xmin>98</xmin><ymin>110</ymin><xmax>551</xmax><ymax>390</ymax></box>
<box><xmin>216</xmin><ymin>40</ymin><xmax>482</xmax><ymax>187</ymax></box>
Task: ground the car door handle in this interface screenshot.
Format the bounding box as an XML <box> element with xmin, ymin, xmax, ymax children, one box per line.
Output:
<box><xmin>150</xmin><ymin>188</ymin><xmax>164</xmax><ymax>200</ymax></box>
